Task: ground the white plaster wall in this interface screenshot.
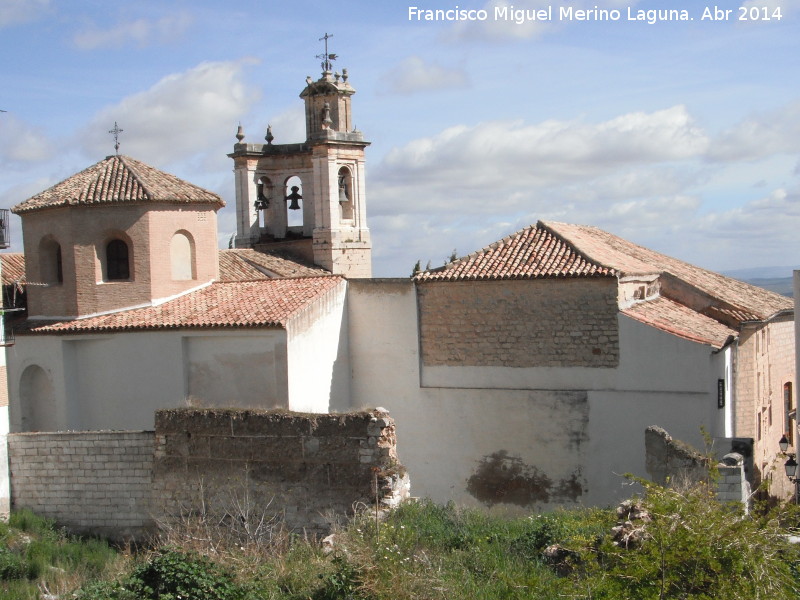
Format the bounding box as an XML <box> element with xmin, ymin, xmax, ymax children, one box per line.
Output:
<box><xmin>8</xmin><ymin>329</ymin><xmax>287</xmax><ymax>431</ymax></box>
<box><xmin>585</xmin><ymin>390</ymin><xmax>716</xmax><ymax>506</ymax></box>
<box><xmin>286</xmin><ymin>279</ymin><xmax>350</xmax><ymax>413</ymax></box>
<box><xmin>348</xmin><ymin>280</ymin><xmax>725</xmax><ymax>509</ymax></box>
<box><xmin>347</xmin><ymin>280</ymin><xmax>585</xmax><ymax>509</ymax></box>
<box><xmin>0</xmin><ymin>406</ymin><xmax>9</xmax><ymax>519</ymax></box>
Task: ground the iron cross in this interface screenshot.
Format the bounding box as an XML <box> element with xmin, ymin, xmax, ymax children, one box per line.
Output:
<box><xmin>317</xmin><ymin>33</ymin><xmax>337</xmax><ymax>72</ymax></box>
<box><xmin>108</xmin><ymin>121</ymin><xmax>124</xmax><ymax>155</ymax></box>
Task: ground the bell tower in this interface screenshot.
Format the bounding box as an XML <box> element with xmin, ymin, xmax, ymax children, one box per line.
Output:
<box><xmin>230</xmin><ymin>35</ymin><xmax>372</xmax><ymax>278</ymax></box>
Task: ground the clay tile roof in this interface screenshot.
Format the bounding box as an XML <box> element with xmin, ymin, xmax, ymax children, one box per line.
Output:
<box><xmin>12</xmin><ymin>155</ymin><xmax>224</xmax><ymax>214</ymax></box>
<box><xmin>21</xmin><ymin>276</ymin><xmax>342</xmax><ymax>334</ymax></box>
<box><xmin>218</xmin><ymin>249</ymin><xmax>330</xmax><ymax>281</ymax></box>
<box><xmin>543</xmin><ymin>221</ymin><xmax>792</xmax><ymax>321</ymax></box>
<box><xmin>1</xmin><ymin>253</ymin><xmax>25</xmax><ymax>286</ymax></box>
<box><xmin>415</xmin><ymin>223</ymin><xmax>617</xmax><ymax>282</ymax></box>
<box><xmin>623</xmin><ymin>296</ymin><xmax>737</xmax><ymax>349</ymax></box>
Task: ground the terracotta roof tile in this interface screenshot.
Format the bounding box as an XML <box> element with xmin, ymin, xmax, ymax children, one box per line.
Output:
<box><xmin>218</xmin><ymin>249</ymin><xmax>330</xmax><ymax>281</ymax></box>
<box><xmin>0</xmin><ymin>253</ymin><xmax>25</xmax><ymax>286</ymax></box>
<box><xmin>415</xmin><ymin>224</ymin><xmax>617</xmax><ymax>281</ymax></box>
<box><xmin>543</xmin><ymin>221</ymin><xmax>792</xmax><ymax>321</ymax></box>
<box><xmin>12</xmin><ymin>155</ymin><xmax>224</xmax><ymax>214</ymax></box>
<box><xmin>20</xmin><ymin>276</ymin><xmax>342</xmax><ymax>334</ymax></box>
<box><xmin>623</xmin><ymin>296</ymin><xmax>737</xmax><ymax>349</ymax></box>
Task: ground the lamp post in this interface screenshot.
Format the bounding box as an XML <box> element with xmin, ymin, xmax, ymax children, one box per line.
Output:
<box><xmin>779</xmin><ymin>435</ymin><xmax>800</xmax><ymax>504</ymax></box>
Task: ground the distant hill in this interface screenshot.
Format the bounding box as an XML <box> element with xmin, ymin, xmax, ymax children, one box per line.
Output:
<box><xmin>722</xmin><ymin>266</ymin><xmax>797</xmax><ymax>298</ymax></box>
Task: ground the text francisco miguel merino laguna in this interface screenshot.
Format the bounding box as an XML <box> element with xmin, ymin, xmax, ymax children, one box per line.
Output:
<box><xmin>408</xmin><ymin>5</ymin><xmax>783</xmax><ymax>24</ymax></box>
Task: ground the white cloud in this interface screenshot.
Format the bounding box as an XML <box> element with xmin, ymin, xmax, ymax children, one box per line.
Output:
<box><xmin>709</xmin><ymin>101</ymin><xmax>800</xmax><ymax>161</ymax></box>
<box><xmin>73</xmin><ymin>12</ymin><xmax>193</xmax><ymax>49</ymax></box>
<box><xmin>0</xmin><ymin>0</ymin><xmax>50</xmax><ymax>27</ymax></box>
<box><xmin>378</xmin><ymin>105</ymin><xmax>709</xmax><ymax>194</ymax></box>
<box><xmin>367</xmin><ymin>101</ymin><xmax>800</xmax><ymax>274</ymax></box>
<box><xmin>379</xmin><ymin>56</ymin><xmax>469</xmax><ymax>95</ymax></box>
<box><xmin>76</xmin><ymin>59</ymin><xmax>260</xmax><ymax>167</ymax></box>
<box><xmin>0</xmin><ymin>114</ymin><xmax>54</xmax><ymax>164</ymax></box>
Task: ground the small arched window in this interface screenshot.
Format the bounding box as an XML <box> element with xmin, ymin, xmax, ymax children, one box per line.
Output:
<box><xmin>105</xmin><ymin>239</ymin><xmax>130</xmax><ymax>280</ymax></box>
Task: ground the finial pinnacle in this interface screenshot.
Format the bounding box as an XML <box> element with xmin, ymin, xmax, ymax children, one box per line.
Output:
<box><xmin>236</xmin><ymin>123</ymin><xmax>245</xmax><ymax>142</ymax></box>
<box><xmin>265</xmin><ymin>124</ymin><xmax>274</xmax><ymax>145</ymax></box>
<box><xmin>108</xmin><ymin>121</ymin><xmax>124</xmax><ymax>155</ymax></box>
<box><xmin>316</xmin><ymin>32</ymin><xmax>337</xmax><ymax>73</ymax></box>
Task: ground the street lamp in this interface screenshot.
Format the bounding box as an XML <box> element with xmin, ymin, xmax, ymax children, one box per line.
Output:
<box><xmin>778</xmin><ymin>435</ymin><xmax>800</xmax><ymax>504</ymax></box>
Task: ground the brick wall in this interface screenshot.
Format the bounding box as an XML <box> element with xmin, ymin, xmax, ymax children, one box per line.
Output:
<box><xmin>7</xmin><ymin>431</ymin><xmax>154</xmax><ymax>540</ymax></box>
<box><xmin>417</xmin><ymin>278</ymin><xmax>619</xmax><ymax>368</ymax></box>
<box><xmin>153</xmin><ymin>408</ymin><xmax>408</xmax><ymax>537</ymax></box>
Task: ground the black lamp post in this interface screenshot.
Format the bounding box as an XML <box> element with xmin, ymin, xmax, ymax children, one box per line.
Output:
<box><xmin>779</xmin><ymin>435</ymin><xmax>800</xmax><ymax>504</ymax></box>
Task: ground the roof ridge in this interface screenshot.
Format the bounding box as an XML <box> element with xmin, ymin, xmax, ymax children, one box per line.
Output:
<box><xmin>538</xmin><ymin>220</ymin><xmax>620</xmax><ymax>275</ymax></box>
<box><xmin>117</xmin><ymin>155</ymin><xmax>155</xmax><ymax>201</ymax></box>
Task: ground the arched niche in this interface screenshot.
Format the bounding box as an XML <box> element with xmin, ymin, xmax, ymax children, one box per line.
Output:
<box><xmin>170</xmin><ymin>230</ymin><xmax>196</xmax><ymax>280</ymax></box>
<box><xmin>19</xmin><ymin>365</ymin><xmax>58</xmax><ymax>432</ymax></box>
<box><xmin>38</xmin><ymin>235</ymin><xmax>63</xmax><ymax>285</ymax></box>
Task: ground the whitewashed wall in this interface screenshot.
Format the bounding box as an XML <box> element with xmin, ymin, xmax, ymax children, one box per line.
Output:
<box><xmin>8</xmin><ymin>329</ymin><xmax>288</xmax><ymax>432</ymax></box>
<box><xmin>286</xmin><ymin>279</ymin><xmax>350</xmax><ymax>412</ymax></box>
<box><xmin>347</xmin><ymin>280</ymin><xmax>726</xmax><ymax>509</ymax></box>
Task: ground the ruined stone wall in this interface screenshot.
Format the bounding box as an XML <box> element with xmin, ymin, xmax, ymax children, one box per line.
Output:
<box><xmin>6</xmin><ymin>409</ymin><xmax>408</xmax><ymax>540</ymax></box>
<box><xmin>7</xmin><ymin>431</ymin><xmax>154</xmax><ymax>540</ymax></box>
<box><xmin>417</xmin><ymin>278</ymin><xmax>619</xmax><ymax>368</ymax></box>
<box><xmin>153</xmin><ymin>408</ymin><xmax>408</xmax><ymax>537</ymax></box>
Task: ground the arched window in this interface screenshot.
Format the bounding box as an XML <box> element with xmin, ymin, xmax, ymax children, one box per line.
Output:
<box><xmin>105</xmin><ymin>239</ymin><xmax>130</xmax><ymax>280</ymax></box>
<box><xmin>285</xmin><ymin>175</ymin><xmax>304</xmax><ymax>230</ymax></box>
<box><xmin>338</xmin><ymin>166</ymin><xmax>354</xmax><ymax>221</ymax></box>
<box><xmin>170</xmin><ymin>231</ymin><xmax>195</xmax><ymax>280</ymax></box>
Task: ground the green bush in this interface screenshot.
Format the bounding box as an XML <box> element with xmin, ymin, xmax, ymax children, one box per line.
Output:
<box><xmin>126</xmin><ymin>548</ymin><xmax>246</xmax><ymax>600</ymax></box>
<box><xmin>579</xmin><ymin>479</ymin><xmax>800</xmax><ymax>599</ymax></box>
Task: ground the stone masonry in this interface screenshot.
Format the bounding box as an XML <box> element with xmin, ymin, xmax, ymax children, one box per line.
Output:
<box><xmin>6</xmin><ymin>409</ymin><xmax>408</xmax><ymax>541</ymax></box>
<box><xmin>417</xmin><ymin>278</ymin><xmax>619</xmax><ymax>368</ymax></box>
<box><xmin>7</xmin><ymin>431</ymin><xmax>154</xmax><ymax>540</ymax></box>
<box><xmin>153</xmin><ymin>408</ymin><xmax>408</xmax><ymax>538</ymax></box>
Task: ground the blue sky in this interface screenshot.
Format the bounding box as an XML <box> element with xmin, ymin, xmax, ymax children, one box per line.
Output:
<box><xmin>1</xmin><ymin>0</ymin><xmax>798</xmax><ymax>277</ymax></box>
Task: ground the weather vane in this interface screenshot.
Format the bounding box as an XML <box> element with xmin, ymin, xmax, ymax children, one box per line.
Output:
<box><xmin>316</xmin><ymin>33</ymin><xmax>337</xmax><ymax>72</ymax></box>
<box><xmin>108</xmin><ymin>121</ymin><xmax>124</xmax><ymax>155</ymax></box>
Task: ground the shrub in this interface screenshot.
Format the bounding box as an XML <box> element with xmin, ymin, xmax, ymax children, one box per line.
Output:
<box><xmin>125</xmin><ymin>548</ymin><xmax>246</xmax><ymax>600</ymax></box>
<box><xmin>580</xmin><ymin>479</ymin><xmax>800</xmax><ymax>599</ymax></box>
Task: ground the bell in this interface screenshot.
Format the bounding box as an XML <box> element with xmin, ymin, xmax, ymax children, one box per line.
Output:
<box><xmin>286</xmin><ymin>185</ymin><xmax>302</xmax><ymax>210</ymax></box>
<box><xmin>339</xmin><ymin>183</ymin><xmax>349</xmax><ymax>203</ymax></box>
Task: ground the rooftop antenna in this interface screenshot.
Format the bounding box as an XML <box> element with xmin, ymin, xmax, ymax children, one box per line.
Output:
<box><xmin>316</xmin><ymin>32</ymin><xmax>337</xmax><ymax>72</ymax></box>
<box><xmin>108</xmin><ymin>121</ymin><xmax>123</xmax><ymax>155</ymax></box>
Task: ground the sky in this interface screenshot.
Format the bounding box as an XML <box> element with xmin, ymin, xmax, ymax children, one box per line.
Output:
<box><xmin>1</xmin><ymin>0</ymin><xmax>799</xmax><ymax>277</ymax></box>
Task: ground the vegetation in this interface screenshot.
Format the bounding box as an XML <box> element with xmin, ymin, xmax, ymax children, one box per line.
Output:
<box><xmin>4</xmin><ymin>479</ymin><xmax>800</xmax><ymax>599</ymax></box>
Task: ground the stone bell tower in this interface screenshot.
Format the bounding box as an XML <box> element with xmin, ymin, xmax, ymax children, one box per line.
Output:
<box><xmin>230</xmin><ymin>36</ymin><xmax>371</xmax><ymax>278</ymax></box>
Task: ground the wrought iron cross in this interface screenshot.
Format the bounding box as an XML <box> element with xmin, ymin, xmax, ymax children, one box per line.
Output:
<box><xmin>108</xmin><ymin>121</ymin><xmax>124</xmax><ymax>155</ymax></box>
<box><xmin>317</xmin><ymin>33</ymin><xmax>337</xmax><ymax>72</ymax></box>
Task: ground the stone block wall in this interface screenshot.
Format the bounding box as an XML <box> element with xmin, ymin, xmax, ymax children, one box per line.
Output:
<box><xmin>7</xmin><ymin>431</ymin><xmax>154</xmax><ymax>540</ymax></box>
<box><xmin>417</xmin><ymin>278</ymin><xmax>619</xmax><ymax>368</ymax></box>
<box><xmin>153</xmin><ymin>408</ymin><xmax>409</xmax><ymax>537</ymax></box>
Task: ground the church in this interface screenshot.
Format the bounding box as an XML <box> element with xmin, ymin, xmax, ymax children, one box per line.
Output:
<box><xmin>0</xmin><ymin>53</ymin><xmax>795</xmax><ymax>513</ymax></box>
